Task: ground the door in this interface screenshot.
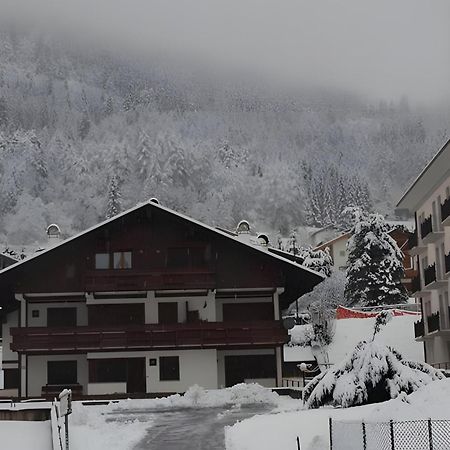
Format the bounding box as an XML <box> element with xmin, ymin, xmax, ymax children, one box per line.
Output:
<box><xmin>158</xmin><ymin>302</ymin><xmax>178</xmax><ymax>324</ymax></box>
<box><xmin>88</xmin><ymin>304</ymin><xmax>145</xmax><ymax>326</ymax></box>
<box><xmin>126</xmin><ymin>358</ymin><xmax>146</xmax><ymax>394</ymax></box>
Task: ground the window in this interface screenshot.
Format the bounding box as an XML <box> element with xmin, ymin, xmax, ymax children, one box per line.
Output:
<box><xmin>47</xmin><ymin>308</ymin><xmax>77</xmax><ymax>327</ymax></box>
<box><xmin>3</xmin><ymin>369</ymin><xmax>19</xmax><ymax>389</ymax></box>
<box><xmin>95</xmin><ymin>253</ymin><xmax>110</xmax><ymax>269</ymax></box>
<box><xmin>47</xmin><ymin>361</ymin><xmax>77</xmax><ymax>385</ymax></box>
<box><xmin>159</xmin><ymin>356</ymin><xmax>180</xmax><ymax>381</ymax></box>
<box><xmin>113</xmin><ymin>251</ymin><xmax>132</xmax><ymax>269</ymax></box>
<box><xmin>89</xmin><ymin>359</ymin><xmax>127</xmax><ymax>383</ymax></box>
<box><xmin>32</xmin><ymin>310</ymin><xmax>40</xmax><ymax>318</ymax></box>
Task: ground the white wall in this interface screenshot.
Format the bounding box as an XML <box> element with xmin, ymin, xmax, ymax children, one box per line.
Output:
<box><xmin>27</xmin><ymin>354</ymin><xmax>88</xmax><ymax>397</ymax></box>
<box><xmin>87</xmin><ymin>382</ymin><xmax>127</xmax><ymax>395</ymax></box>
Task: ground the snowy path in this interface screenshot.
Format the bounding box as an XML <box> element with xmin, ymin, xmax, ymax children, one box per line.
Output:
<box><xmin>109</xmin><ymin>405</ymin><xmax>272</xmax><ymax>450</ymax></box>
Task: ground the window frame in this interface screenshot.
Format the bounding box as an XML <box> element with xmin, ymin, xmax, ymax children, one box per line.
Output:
<box><xmin>113</xmin><ymin>250</ymin><xmax>133</xmax><ymax>269</ymax></box>
<box><xmin>159</xmin><ymin>356</ymin><xmax>180</xmax><ymax>381</ymax></box>
<box><xmin>95</xmin><ymin>252</ymin><xmax>110</xmax><ymax>269</ymax></box>
<box><xmin>47</xmin><ymin>360</ymin><xmax>78</xmax><ymax>385</ymax></box>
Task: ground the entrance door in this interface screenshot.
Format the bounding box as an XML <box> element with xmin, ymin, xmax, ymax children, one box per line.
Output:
<box><xmin>158</xmin><ymin>302</ymin><xmax>178</xmax><ymax>324</ymax></box>
<box><xmin>126</xmin><ymin>358</ymin><xmax>146</xmax><ymax>394</ymax></box>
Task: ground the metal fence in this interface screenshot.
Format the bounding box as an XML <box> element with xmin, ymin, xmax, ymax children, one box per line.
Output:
<box><xmin>329</xmin><ymin>418</ymin><xmax>450</xmax><ymax>450</ymax></box>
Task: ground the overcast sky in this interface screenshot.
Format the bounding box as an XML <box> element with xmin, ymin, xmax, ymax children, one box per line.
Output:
<box><xmin>3</xmin><ymin>0</ymin><xmax>450</xmax><ymax>103</ymax></box>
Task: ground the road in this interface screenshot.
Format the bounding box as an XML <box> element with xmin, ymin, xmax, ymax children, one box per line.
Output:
<box><xmin>109</xmin><ymin>404</ymin><xmax>272</xmax><ymax>450</ymax></box>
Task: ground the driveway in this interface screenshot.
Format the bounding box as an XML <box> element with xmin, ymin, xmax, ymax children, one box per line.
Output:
<box><xmin>109</xmin><ymin>404</ymin><xmax>272</xmax><ymax>450</ymax></box>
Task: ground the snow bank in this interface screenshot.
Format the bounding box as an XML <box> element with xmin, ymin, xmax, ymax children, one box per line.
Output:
<box><xmin>114</xmin><ymin>383</ymin><xmax>282</xmax><ymax>411</ymax></box>
<box><xmin>226</xmin><ymin>379</ymin><xmax>450</xmax><ymax>450</ymax></box>
<box><xmin>0</xmin><ymin>421</ymin><xmax>51</xmax><ymax>450</ymax></box>
<box><xmin>70</xmin><ymin>402</ymin><xmax>149</xmax><ymax>450</ymax></box>
<box><xmin>285</xmin><ymin>314</ymin><xmax>423</xmax><ymax>363</ymax></box>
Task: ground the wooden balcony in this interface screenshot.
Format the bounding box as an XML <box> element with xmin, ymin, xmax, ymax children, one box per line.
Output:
<box><xmin>420</xmin><ymin>216</ymin><xmax>433</xmax><ymax>239</ymax></box>
<box><xmin>421</xmin><ymin>215</ymin><xmax>445</xmax><ymax>244</ymax></box>
<box><xmin>424</xmin><ymin>263</ymin><xmax>437</xmax><ymax>287</ymax></box>
<box><xmin>10</xmin><ymin>321</ymin><xmax>288</xmax><ymax>354</ymax></box>
<box><xmin>410</xmin><ymin>275</ymin><xmax>421</xmax><ymax>294</ymax></box>
<box><xmin>427</xmin><ymin>312</ymin><xmax>440</xmax><ymax>333</ymax></box>
<box><xmin>408</xmin><ymin>230</ymin><xmax>426</xmax><ymax>256</ymax></box>
<box><xmin>445</xmin><ymin>252</ymin><xmax>450</xmax><ymax>278</ymax></box>
<box><xmin>84</xmin><ymin>269</ymin><xmax>216</xmax><ymax>292</ymax></box>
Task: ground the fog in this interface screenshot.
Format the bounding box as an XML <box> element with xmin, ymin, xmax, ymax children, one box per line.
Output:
<box><xmin>2</xmin><ymin>0</ymin><xmax>450</xmax><ymax>103</ymax></box>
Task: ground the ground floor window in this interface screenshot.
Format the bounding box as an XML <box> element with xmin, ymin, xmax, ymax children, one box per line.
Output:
<box><xmin>89</xmin><ymin>359</ymin><xmax>127</xmax><ymax>383</ymax></box>
<box><xmin>225</xmin><ymin>354</ymin><xmax>276</xmax><ymax>387</ymax></box>
<box><xmin>47</xmin><ymin>361</ymin><xmax>77</xmax><ymax>385</ymax></box>
<box><xmin>3</xmin><ymin>368</ymin><xmax>19</xmax><ymax>389</ymax></box>
<box><xmin>159</xmin><ymin>356</ymin><xmax>180</xmax><ymax>381</ymax></box>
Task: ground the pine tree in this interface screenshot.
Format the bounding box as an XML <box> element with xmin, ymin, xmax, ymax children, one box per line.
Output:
<box><xmin>344</xmin><ymin>212</ymin><xmax>408</xmax><ymax>307</ymax></box>
<box><xmin>105</xmin><ymin>175</ymin><xmax>122</xmax><ymax>219</ymax></box>
<box><xmin>298</xmin><ymin>246</ymin><xmax>333</xmax><ymax>277</ymax></box>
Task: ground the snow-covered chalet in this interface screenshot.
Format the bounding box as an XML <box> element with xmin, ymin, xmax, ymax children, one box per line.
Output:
<box><xmin>397</xmin><ymin>138</ymin><xmax>450</xmax><ymax>368</ymax></box>
<box><xmin>0</xmin><ymin>200</ymin><xmax>323</xmax><ymax>398</ymax></box>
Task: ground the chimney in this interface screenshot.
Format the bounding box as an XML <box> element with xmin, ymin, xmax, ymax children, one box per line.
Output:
<box><xmin>46</xmin><ymin>224</ymin><xmax>61</xmax><ymax>244</ymax></box>
<box><xmin>236</xmin><ymin>220</ymin><xmax>250</xmax><ymax>235</ymax></box>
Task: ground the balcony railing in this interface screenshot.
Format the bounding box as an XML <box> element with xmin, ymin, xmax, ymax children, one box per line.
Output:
<box><xmin>420</xmin><ymin>216</ymin><xmax>433</xmax><ymax>239</ymax></box>
<box><xmin>10</xmin><ymin>321</ymin><xmax>288</xmax><ymax>353</ymax></box>
<box><xmin>441</xmin><ymin>197</ymin><xmax>450</xmax><ymax>223</ymax></box>
<box><xmin>411</xmin><ymin>275</ymin><xmax>421</xmax><ymax>294</ymax></box>
<box><xmin>414</xmin><ymin>319</ymin><xmax>424</xmax><ymax>338</ymax></box>
<box><xmin>445</xmin><ymin>252</ymin><xmax>450</xmax><ymax>275</ymax></box>
<box><xmin>84</xmin><ymin>269</ymin><xmax>216</xmax><ymax>292</ymax></box>
<box><xmin>431</xmin><ymin>362</ymin><xmax>450</xmax><ymax>371</ymax></box>
<box><xmin>424</xmin><ymin>263</ymin><xmax>437</xmax><ymax>286</ymax></box>
<box><xmin>408</xmin><ymin>231</ymin><xmax>418</xmax><ymax>250</ymax></box>
<box><xmin>427</xmin><ymin>312</ymin><xmax>440</xmax><ymax>333</ymax></box>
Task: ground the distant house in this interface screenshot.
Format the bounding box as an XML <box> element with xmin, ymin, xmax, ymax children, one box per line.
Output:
<box><xmin>396</xmin><ymin>138</ymin><xmax>450</xmax><ymax>369</ymax></box>
<box><xmin>314</xmin><ymin>223</ymin><xmax>417</xmax><ymax>294</ymax></box>
<box><xmin>0</xmin><ymin>200</ymin><xmax>323</xmax><ymax>398</ymax></box>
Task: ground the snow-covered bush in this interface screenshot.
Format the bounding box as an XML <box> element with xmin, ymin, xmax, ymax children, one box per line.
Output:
<box><xmin>345</xmin><ymin>212</ymin><xmax>408</xmax><ymax>307</ymax></box>
<box><xmin>287</xmin><ymin>323</ymin><xmax>315</xmax><ymax>347</ymax></box>
<box><xmin>303</xmin><ymin>311</ymin><xmax>444</xmax><ymax>409</ymax></box>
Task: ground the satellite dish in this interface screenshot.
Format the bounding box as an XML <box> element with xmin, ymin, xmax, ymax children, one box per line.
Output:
<box><xmin>283</xmin><ymin>317</ymin><xmax>296</xmax><ymax>330</ymax></box>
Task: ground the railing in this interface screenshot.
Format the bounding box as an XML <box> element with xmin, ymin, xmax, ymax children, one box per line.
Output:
<box><xmin>427</xmin><ymin>312</ymin><xmax>440</xmax><ymax>333</ymax></box>
<box><xmin>281</xmin><ymin>378</ymin><xmax>303</xmax><ymax>388</ymax></box>
<box><xmin>411</xmin><ymin>275</ymin><xmax>421</xmax><ymax>294</ymax></box>
<box><xmin>424</xmin><ymin>263</ymin><xmax>436</xmax><ymax>286</ymax></box>
<box><xmin>445</xmin><ymin>251</ymin><xmax>450</xmax><ymax>275</ymax></box>
<box><xmin>414</xmin><ymin>319</ymin><xmax>424</xmax><ymax>338</ymax></box>
<box><xmin>431</xmin><ymin>362</ymin><xmax>450</xmax><ymax>370</ymax></box>
<box><xmin>84</xmin><ymin>269</ymin><xmax>216</xmax><ymax>291</ymax></box>
<box><xmin>10</xmin><ymin>321</ymin><xmax>288</xmax><ymax>353</ymax></box>
<box><xmin>408</xmin><ymin>230</ymin><xmax>418</xmax><ymax>249</ymax></box>
<box><xmin>420</xmin><ymin>215</ymin><xmax>433</xmax><ymax>239</ymax></box>
<box><xmin>441</xmin><ymin>197</ymin><xmax>450</xmax><ymax>223</ymax></box>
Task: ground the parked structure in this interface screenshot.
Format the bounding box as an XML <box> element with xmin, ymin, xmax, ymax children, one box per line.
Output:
<box><xmin>397</xmin><ymin>138</ymin><xmax>450</xmax><ymax>368</ymax></box>
<box><xmin>0</xmin><ymin>200</ymin><xmax>323</xmax><ymax>398</ymax></box>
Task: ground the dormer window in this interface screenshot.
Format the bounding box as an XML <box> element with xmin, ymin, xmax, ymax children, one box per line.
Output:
<box><xmin>114</xmin><ymin>251</ymin><xmax>132</xmax><ymax>269</ymax></box>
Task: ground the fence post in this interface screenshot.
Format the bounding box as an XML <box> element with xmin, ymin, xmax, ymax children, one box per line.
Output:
<box><xmin>389</xmin><ymin>420</ymin><xmax>395</xmax><ymax>450</ymax></box>
<box><xmin>362</xmin><ymin>421</ymin><xmax>367</xmax><ymax>450</ymax></box>
<box><xmin>329</xmin><ymin>418</ymin><xmax>333</xmax><ymax>450</ymax></box>
<box><xmin>296</xmin><ymin>436</ymin><xmax>301</xmax><ymax>450</ymax></box>
<box><xmin>428</xmin><ymin>418</ymin><xmax>433</xmax><ymax>450</ymax></box>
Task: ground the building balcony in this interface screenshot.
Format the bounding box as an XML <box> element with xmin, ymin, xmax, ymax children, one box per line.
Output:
<box><xmin>84</xmin><ymin>269</ymin><xmax>216</xmax><ymax>292</ymax></box>
<box><xmin>427</xmin><ymin>312</ymin><xmax>440</xmax><ymax>333</ymax></box>
<box><xmin>441</xmin><ymin>197</ymin><xmax>450</xmax><ymax>227</ymax></box>
<box><xmin>10</xmin><ymin>321</ymin><xmax>288</xmax><ymax>354</ymax></box>
<box><xmin>414</xmin><ymin>318</ymin><xmax>424</xmax><ymax>338</ymax></box>
<box><xmin>420</xmin><ymin>215</ymin><xmax>445</xmax><ymax>245</ymax></box>
<box><xmin>423</xmin><ymin>263</ymin><xmax>448</xmax><ymax>290</ymax></box>
<box><xmin>408</xmin><ymin>230</ymin><xmax>427</xmax><ymax>256</ymax></box>
<box><xmin>445</xmin><ymin>252</ymin><xmax>450</xmax><ymax>279</ymax></box>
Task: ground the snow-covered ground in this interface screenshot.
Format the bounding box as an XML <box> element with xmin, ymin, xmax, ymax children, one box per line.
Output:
<box><xmin>284</xmin><ymin>314</ymin><xmax>423</xmax><ymax>365</ymax></box>
<box><xmin>226</xmin><ymin>379</ymin><xmax>450</xmax><ymax>450</ymax></box>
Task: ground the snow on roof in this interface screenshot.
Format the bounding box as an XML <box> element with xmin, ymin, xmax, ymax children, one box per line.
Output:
<box><xmin>284</xmin><ymin>314</ymin><xmax>423</xmax><ymax>364</ymax></box>
<box><xmin>0</xmin><ymin>200</ymin><xmax>325</xmax><ymax>280</ymax></box>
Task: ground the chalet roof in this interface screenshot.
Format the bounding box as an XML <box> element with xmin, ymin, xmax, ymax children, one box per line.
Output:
<box><xmin>0</xmin><ymin>200</ymin><xmax>325</xmax><ymax>281</ymax></box>
<box><xmin>397</xmin><ymin>138</ymin><xmax>450</xmax><ymax>211</ymax></box>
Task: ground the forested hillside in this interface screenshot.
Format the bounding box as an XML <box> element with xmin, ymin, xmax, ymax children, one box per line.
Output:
<box><xmin>0</xmin><ymin>28</ymin><xmax>447</xmax><ymax>246</ymax></box>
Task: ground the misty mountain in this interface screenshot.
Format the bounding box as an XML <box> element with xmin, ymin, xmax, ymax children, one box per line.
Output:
<box><xmin>0</xmin><ymin>28</ymin><xmax>447</xmax><ymax>246</ymax></box>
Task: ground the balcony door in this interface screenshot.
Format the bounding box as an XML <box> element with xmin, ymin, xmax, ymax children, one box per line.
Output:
<box><xmin>223</xmin><ymin>303</ymin><xmax>274</xmax><ymax>322</ymax></box>
<box><xmin>88</xmin><ymin>304</ymin><xmax>145</xmax><ymax>326</ymax></box>
<box><xmin>158</xmin><ymin>302</ymin><xmax>178</xmax><ymax>324</ymax></box>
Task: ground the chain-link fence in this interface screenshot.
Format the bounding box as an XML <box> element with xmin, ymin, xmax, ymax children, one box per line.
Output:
<box><xmin>329</xmin><ymin>418</ymin><xmax>450</xmax><ymax>450</ymax></box>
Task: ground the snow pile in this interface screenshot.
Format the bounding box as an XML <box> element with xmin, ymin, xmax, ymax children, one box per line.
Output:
<box><xmin>285</xmin><ymin>314</ymin><xmax>423</xmax><ymax>364</ymax></box>
<box><xmin>70</xmin><ymin>402</ymin><xmax>148</xmax><ymax>450</ymax></box>
<box><xmin>303</xmin><ymin>339</ymin><xmax>443</xmax><ymax>409</ymax></box>
<box><xmin>115</xmin><ymin>383</ymin><xmax>281</xmax><ymax>411</ymax></box>
<box><xmin>0</xmin><ymin>421</ymin><xmax>51</xmax><ymax>450</ymax></box>
<box><xmin>226</xmin><ymin>379</ymin><xmax>450</xmax><ymax>450</ymax></box>
<box><xmin>287</xmin><ymin>323</ymin><xmax>314</xmax><ymax>347</ymax></box>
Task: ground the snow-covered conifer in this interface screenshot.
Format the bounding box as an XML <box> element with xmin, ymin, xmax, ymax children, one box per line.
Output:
<box><xmin>105</xmin><ymin>175</ymin><xmax>122</xmax><ymax>219</ymax></box>
<box><xmin>345</xmin><ymin>212</ymin><xmax>408</xmax><ymax>307</ymax></box>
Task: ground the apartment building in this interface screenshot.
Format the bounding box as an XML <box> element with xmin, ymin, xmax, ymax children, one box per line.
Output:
<box><xmin>397</xmin><ymin>138</ymin><xmax>450</xmax><ymax>368</ymax></box>
<box><xmin>0</xmin><ymin>199</ymin><xmax>323</xmax><ymax>398</ymax></box>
